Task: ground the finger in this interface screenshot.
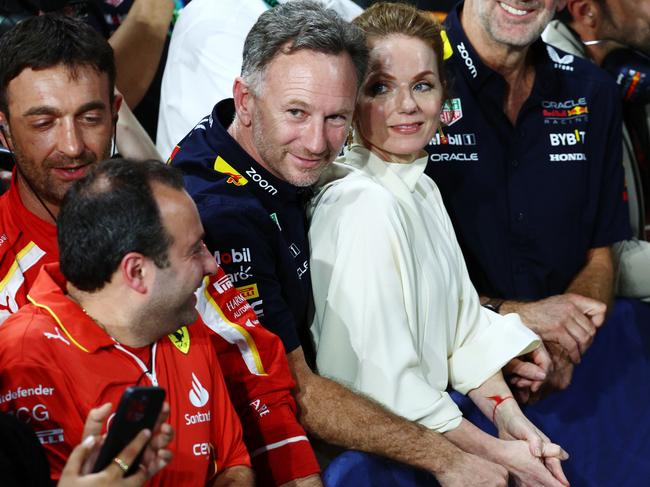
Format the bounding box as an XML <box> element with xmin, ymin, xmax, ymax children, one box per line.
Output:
<box><xmin>565</xmin><ymin>321</ymin><xmax>593</xmax><ymax>356</ymax></box>
<box><xmin>511</xmin><ymin>378</ymin><xmax>535</xmax><ymax>388</ymax></box>
<box><xmin>541</xmin><ymin>442</ymin><xmax>569</xmax><ymax>461</ymax></box>
<box><xmin>508</xmin><ymin>360</ymin><xmax>547</xmax><ymax>382</ymax></box>
<box><xmin>108</xmin><ymin>429</ymin><xmax>152</xmax><ymax>478</ymax></box>
<box><xmin>557</xmin><ymin>331</ymin><xmax>582</xmax><ymax>364</ymax></box>
<box><xmin>146</xmin><ymin>448</ymin><xmax>173</xmax><ymax>478</ymax></box>
<box><xmin>571</xmin><ymin>310</ymin><xmax>597</xmax><ymax>341</ymax></box>
<box><xmin>570</xmin><ymin>294</ymin><xmax>607</xmax><ymax>327</ymax></box>
<box><xmin>60</xmin><ymin>435</ymin><xmax>97</xmax><ymax>477</ymax></box>
<box><xmin>528</xmin><ymin>434</ymin><xmax>544</xmax><ymax>458</ymax></box>
<box><xmin>514</xmin><ymin>387</ymin><xmax>530</xmax><ymax>405</ymax></box>
<box><xmin>545</xmin><ymin>457</ymin><xmax>571</xmax><ymax>486</ymax></box>
<box><xmin>82</xmin><ymin>403</ymin><xmax>113</xmax><ymax>440</ymax></box>
<box><xmin>153</xmin><ymin>403</ymin><xmax>170</xmax><ymax>433</ymax></box>
<box><xmin>149</xmin><ymin>422</ymin><xmax>173</xmax><ymax>451</ymax></box>
<box><xmin>531</xmin><ymin>347</ymin><xmax>553</xmax><ymax>375</ymax></box>
<box><xmin>529</xmin><ymin>380</ymin><xmax>545</xmax><ymax>393</ymax></box>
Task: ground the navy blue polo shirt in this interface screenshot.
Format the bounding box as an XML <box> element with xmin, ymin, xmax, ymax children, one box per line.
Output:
<box><xmin>425</xmin><ymin>5</ymin><xmax>630</xmax><ymax>301</ymax></box>
<box><xmin>170</xmin><ymin>99</ymin><xmax>314</xmax><ymax>358</ymax></box>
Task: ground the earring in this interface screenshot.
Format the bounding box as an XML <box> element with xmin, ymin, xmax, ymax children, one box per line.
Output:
<box><xmin>346</xmin><ymin>127</ymin><xmax>355</xmax><ymax>149</ymax></box>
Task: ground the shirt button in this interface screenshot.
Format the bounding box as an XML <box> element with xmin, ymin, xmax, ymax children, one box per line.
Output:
<box><xmin>512</xmin><ymin>159</ymin><xmax>519</xmax><ymax>167</ymax></box>
<box><xmin>517</xmin><ymin>212</ymin><xmax>525</xmax><ymax>221</ymax></box>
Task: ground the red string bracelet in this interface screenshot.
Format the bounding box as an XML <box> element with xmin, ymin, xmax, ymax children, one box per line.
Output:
<box><xmin>487</xmin><ymin>395</ymin><xmax>514</xmax><ymax>422</ymax></box>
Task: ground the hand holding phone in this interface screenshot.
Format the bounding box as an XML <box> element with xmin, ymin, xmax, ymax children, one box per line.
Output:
<box><xmin>92</xmin><ymin>387</ymin><xmax>166</xmax><ymax>476</ymax></box>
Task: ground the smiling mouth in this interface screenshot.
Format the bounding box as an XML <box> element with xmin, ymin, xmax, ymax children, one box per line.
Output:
<box><xmin>52</xmin><ymin>163</ymin><xmax>92</xmax><ymax>180</ymax></box>
<box><xmin>499</xmin><ymin>2</ymin><xmax>530</xmax><ymax>16</ymax></box>
<box><xmin>390</xmin><ymin>122</ymin><xmax>424</xmax><ymax>133</ymax></box>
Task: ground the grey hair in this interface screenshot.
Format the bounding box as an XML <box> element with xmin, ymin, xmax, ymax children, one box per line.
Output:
<box><xmin>241</xmin><ymin>0</ymin><xmax>368</xmax><ymax>94</ymax></box>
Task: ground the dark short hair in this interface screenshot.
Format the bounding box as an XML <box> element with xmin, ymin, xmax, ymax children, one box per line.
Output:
<box><xmin>58</xmin><ymin>159</ymin><xmax>185</xmax><ymax>292</ymax></box>
<box><xmin>0</xmin><ymin>14</ymin><xmax>115</xmax><ymax>115</ymax></box>
<box><xmin>241</xmin><ymin>0</ymin><xmax>368</xmax><ymax>93</ymax></box>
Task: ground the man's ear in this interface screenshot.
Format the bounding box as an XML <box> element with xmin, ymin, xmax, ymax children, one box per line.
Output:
<box><xmin>121</xmin><ymin>252</ymin><xmax>149</xmax><ymax>294</ymax></box>
<box><xmin>566</xmin><ymin>0</ymin><xmax>598</xmax><ymax>28</ymax></box>
<box><xmin>232</xmin><ymin>77</ymin><xmax>254</xmax><ymax>127</ymax></box>
<box><xmin>0</xmin><ymin>112</ymin><xmax>12</xmax><ymax>150</ymax></box>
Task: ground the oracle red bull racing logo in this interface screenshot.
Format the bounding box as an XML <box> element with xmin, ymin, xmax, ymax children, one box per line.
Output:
<box><xmin>213</xmin><ymin>156</ymin><xmax>249</xmax><ymax>187</ymax></box>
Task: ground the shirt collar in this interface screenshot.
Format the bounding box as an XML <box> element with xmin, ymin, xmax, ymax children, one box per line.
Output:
<box><xmin>207</xmin><ymin>99</ymin><xmax>306</xmax><ymax>206</ymax></box>
<box><xmin>27</xmin><ymin>263</ymin><xmax>115</xmax><ymax>353</ymax></box>
<box><xmin>343</xmin><ymin>144</ymin><xmax>427</xmax><ymax>193</ymax></box>
<box><xmin>444</xmin><ymin>3</ymin><xmax>562</xmax><ymax>102</ymax></box>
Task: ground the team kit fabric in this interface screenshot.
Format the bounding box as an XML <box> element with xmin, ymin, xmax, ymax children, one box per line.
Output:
<box><xmin>170</xmin><ymin>99</ymin><xmax>316</xmax><ymax>363</ymax></box>
<box><xmin>309</xmin><ymin>144</ymin><xmax>540</xmax><ymax>432</ymax></box>
<box><xmin>0</xmin><ymin>174</ymin><xmax>319</xmax><ymax>485</ymax></box>
<box><xmin>0</xmin><ymin>173</ymin><xmax>57</xmax><ymax>321</ymax></box>
<box><xmin>428</xmin><ymin>5</ymin><xmax>650</xmax><ymax>485</ymax></box>
<box><xmin>426</xmin><ymin>5</ymin><xmax>630</xmax><ymax>301</ymax></box>
<box><xmin>0</xmin><ymin>264</ymin><xmax>250</xmax><ymax>484</ymax></box>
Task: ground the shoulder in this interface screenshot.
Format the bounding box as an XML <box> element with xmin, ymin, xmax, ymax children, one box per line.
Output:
<box><xmin>543</xmin><ymin>43</ymin><xmax>619</xmax><ymax>95</ymax></box>
<box><xmin>311</xmin><ymin>170</ymin><xmax>404</xmax><ymax>240</ymax></box>
<box><xmin>315</xmin><ymin>167</ymin><xmax>399</xmax><ymax>216</ymax></box>
<box><xmin>0</xmin><ymin>307</ymin><xmax>56</xmax><ymax>365</ymax></box>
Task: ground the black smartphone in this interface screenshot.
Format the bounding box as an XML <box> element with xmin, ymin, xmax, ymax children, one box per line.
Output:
<box><xmin>92</xmin><ymin>386</ymin><xmax>166</xmax><ymax>476</ymax></box>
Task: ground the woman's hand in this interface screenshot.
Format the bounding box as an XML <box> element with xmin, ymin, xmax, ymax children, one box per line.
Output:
<box><xmin>495</xmin><ymin>403</ymin><xmax>569</xmax><ymax>486</ymax></box>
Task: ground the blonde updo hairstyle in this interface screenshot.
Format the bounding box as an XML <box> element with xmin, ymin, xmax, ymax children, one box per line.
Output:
<box><xmin>352</xmin><ymin>2</ymin><xmax>449</xmax><ymax>105</ymax></box>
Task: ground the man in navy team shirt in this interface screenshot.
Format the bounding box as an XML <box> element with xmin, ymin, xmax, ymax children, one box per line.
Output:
<box><xmin>427</xmin><ymin>1</ymin><xmax>650</xmax><ymax>484</ymax></box>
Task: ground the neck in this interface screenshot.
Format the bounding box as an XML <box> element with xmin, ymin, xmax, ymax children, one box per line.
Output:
<box><xmin>67</xmin><ymin>284</ymin><xmax>151</xmax><ymax>348</ymax></box>
<box><xmin>16</xmin><ymin>174</ymin><xmax>58</xmax><ymax>224</ymax></box>
<box><xmin>228</xmin><ymin>116</ymin><xmax>278</xmax><ymax>178</ymax></box>
<box><xmin>460</xmin><ymin>8</ymin><xmax>535</xmax><ymax>124</ymax></box>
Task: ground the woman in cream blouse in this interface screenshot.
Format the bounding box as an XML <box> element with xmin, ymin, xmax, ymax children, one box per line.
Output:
<box><xmin>309</xmin><ymin>3</ymin><xmax>569</xmax><ymax>485</ymax></box>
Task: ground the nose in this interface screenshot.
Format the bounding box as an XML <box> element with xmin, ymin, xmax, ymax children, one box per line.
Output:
<box><xmin>303</xmin><ymin>119</ymin><xmax>327</xmax><ymax>156</ymax></box>
<box><xmin>58</xmin><ymin>119</ymin><xmax>84</xmax><ymax>158</ymax></box>
<box><xmin>396</xmin><ymin>87</ymin><xmax>418</xmax><ymax>114</ymax></box>
<box><xmin>201</xmin><ymin>242</ymin><xmax>218</xmax><ymax>276</ymax></box>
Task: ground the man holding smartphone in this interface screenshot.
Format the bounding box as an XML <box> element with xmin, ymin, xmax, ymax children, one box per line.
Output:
<box><xmin>0</xmin><ymin>158</ymin><xmax>253</xmax><ymax>485</ymax></box>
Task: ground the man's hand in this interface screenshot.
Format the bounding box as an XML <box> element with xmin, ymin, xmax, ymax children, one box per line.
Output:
<box><xmin>437</xmin><ymin>451</ymin><xmax>508</xmax><ymax>487</ymax></box>
<box><xmin>510</xmin><ymin>293</ymin><xmax>606</xmax><ymax>363</ymax></box>
<box><xmin>526</xmin><ymin>343</ymin><xmax>575</xmax><ymax>402</ymax></box>
<box><xmin>59</xmin><ymin>402</ymin><xmax>173</xmax><ymax>486</ymax></box>
<box><xmin>79</xmin><ymin>402</ymin><xmax>173</xmax><ymax>478</ymax></box>
<box><xmin>504</xmin><ymin>344</ymin><xmax>552</xmax><ymax>403</ymax></box>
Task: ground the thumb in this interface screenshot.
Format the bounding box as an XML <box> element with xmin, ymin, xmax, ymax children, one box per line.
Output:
<box><xmin>61</xmin><ymin>435</ymin><xmax>97</xmax><ymax>478</ymax></box>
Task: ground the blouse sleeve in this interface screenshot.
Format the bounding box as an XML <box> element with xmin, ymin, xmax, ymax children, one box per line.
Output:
<box><xmin>432</xmin><ymin>183</ymin><xmax>540</xmax><ymax>394</ymax></box>
<box><xmin>310</xmin><ymin>180</ymin><xmax>463</xmax><ymax>432</ymax></box>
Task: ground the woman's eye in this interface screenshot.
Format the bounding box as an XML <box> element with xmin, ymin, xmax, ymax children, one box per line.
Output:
<box><xmin>368</xmin><ymin>82</ymin><xmax>389</xmax><ymax>96</ymax></box>
<box><xmin>414</xmin><ymin>82</ymin><xmax>433</xmax><ymax>92</ymax></box>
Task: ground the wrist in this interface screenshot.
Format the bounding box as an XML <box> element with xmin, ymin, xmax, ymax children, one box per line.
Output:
<box><xmin>482</xmin><ymin>298</ymin><xmax>505</xmax><ymax>314</ymax></box>
<box><xmin>487</xmin><ymin>394</ymin><xmax>515</xmax><ymax>425</ymax></box>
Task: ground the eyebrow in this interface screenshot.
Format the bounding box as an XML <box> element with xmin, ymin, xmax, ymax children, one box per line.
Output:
<box><xmin>22</xmin><ymin>100</ymin><xmax>107</xmax><ymax>118</ymax></box>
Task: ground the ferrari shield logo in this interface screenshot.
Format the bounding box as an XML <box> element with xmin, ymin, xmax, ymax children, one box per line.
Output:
<box><xmin>169</xmin><ymin>326</ymin><xmax>190</xmax><ymax>354</ymax></box>
<box><xmin>440</xmin><ymin>98</ymin><xmax>463</xmax><ymax>126</ymax></box>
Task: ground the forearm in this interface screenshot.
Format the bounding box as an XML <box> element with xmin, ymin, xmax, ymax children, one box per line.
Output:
<box><xmin>108</xmin><ymin>0</ymin><xmax>174</xmax><ymax>108</ymax></box>
<box><xmin>467</xmin><ymin>371</ymin><xmax>515</xmax><ymax>424</ymax></box>
<box><xmin>288</xmin><ymin>349</ymin><xmax>461</xmax><ymax>475</ymax></box>
<box><xmin>210</xmin><ymin>465</ymin><xmax>254</xmax><ymax>486</ymax></box>
<box><xmin>116</xmin><ymin>100</ymin><xmax>161</xmax><ymax>160</ymax></box>
<box><xmin>279</xmin><ymin>474</ymin><xmax>323</xmax><ymax>487</ymax></box>
<box><xmin>443</xmin><ymin>418</ymin><xmax>501</xmax><ymax>462</ymax></box>
<box><xmin>565</xmin><ymin>246</ymin><xmax>614</xmax><ymax>307</ymax></box>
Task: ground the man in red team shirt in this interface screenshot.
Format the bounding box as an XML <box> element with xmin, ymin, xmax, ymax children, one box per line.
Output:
<box><xmin>0</xmin><ymin>158</ymin><xmax>253</xmax><ymax>485</ymax></box>
<box><xmin>0</xmin><ymin>15</ymin><xmax>319</xmax><ymax>485</ymax></box>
